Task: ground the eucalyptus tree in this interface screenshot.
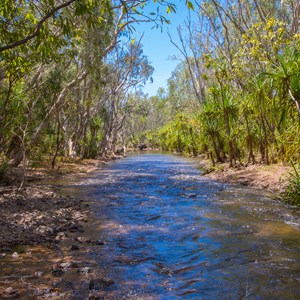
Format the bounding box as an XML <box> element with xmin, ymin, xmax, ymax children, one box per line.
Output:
<box><xmin>168</xmin><ymin>12</ymin><xmax>210</xmax><ymax>105</ymax></box>
<box><xmin>167</xmin><ymin>62</ymin><xmax>200</xmax><ymax>112</ymax></box>
<box><xmin>0</xmin><ymin>0</ymin><xmax>195</xmax><ymax>171</ymax></box>
<box><xmin>99</xmin><ymin>39</ymin><xmax>154</xmax><ymax>157</ymax></box>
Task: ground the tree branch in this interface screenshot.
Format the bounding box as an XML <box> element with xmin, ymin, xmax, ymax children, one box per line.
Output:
<box><xmin>0</xmin><ymin>0</ymin><xmax>77</xmax><ymax>53</ymax></box>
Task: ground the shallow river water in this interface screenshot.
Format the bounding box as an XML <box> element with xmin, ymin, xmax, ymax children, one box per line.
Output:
<box><xmin>1</xmin><ymin>153</ymin><xmax>300</xmax><ymax>299</ymax></box>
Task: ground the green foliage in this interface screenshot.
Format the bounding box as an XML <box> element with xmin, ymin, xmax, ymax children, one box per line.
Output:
<box><xmin>0</xmin><ymin>0</ymin><xmax>178</xmax><ymax>168</ymax></box>
<box><xmin>146</xmin><ymin>112</ymin><xmax>201</xmax><ymax>156</ymax></box>
<box><xmin>1</xmin><ymin>0</ymin><xmax>300</xmax><ymax>199</ymax></box>
<box><xmin>284</xmin><ymin>162</ymin><xmax>300</xmax><ymax>207</ymax></box>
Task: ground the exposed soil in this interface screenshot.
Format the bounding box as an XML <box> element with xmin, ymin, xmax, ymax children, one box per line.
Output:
<box><xmin>0</xmin><ymin>158</ymin><xmax>112</xmax><ymax>248</ymax></box>
<box><xmin>0</xmin><ymin>185</ymin><xmax>90</xmax><ymax>247</ymax></box>
<box><xmin>200</xmin><ymin>160</ymin><xmax>292</xmax><ymax>194</ymax></box>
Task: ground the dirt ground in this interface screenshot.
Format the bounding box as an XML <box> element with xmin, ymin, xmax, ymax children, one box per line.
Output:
<box><xmin>200</xmin><ymin>160</ymin><xmax>292</xmax><ymax>194</ymax></box>
<box><xmin>0</xmin><ymin>158</ymin><xmax>114</xmax><ymax>248</ymax></box>
<box><xmin>0</xmin><ymin>157</ymin><xmax>126</xmax><ymax>299</ymax></box>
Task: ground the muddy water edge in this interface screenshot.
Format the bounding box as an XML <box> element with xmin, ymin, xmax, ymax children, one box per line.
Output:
<box><xmin>0</xmin><ymin>153</ymin><xmax>299</xmax><ymax>299</ymax></box>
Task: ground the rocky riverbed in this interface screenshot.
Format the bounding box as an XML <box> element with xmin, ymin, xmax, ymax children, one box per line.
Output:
<box><xmin>0</xmin><ymin>185</ymin><xmax>90</xmax><ymax>247</ymax></box>
<box><xmin>0</xmin><ymin>155</ymin><xmax>298</xmax><ymax>299</ymax></box>
<box><xmin>0</xmin><ymin>184</ymin><xmax>115</xmax><ymax>299</ymax></box>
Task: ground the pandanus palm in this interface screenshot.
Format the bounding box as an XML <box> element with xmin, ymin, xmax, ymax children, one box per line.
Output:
<box><xmin>240</xmin><ymin>95</ymin><xmax>257</xmax><ymax>164</ymax></box>
<box><xmin>221</xmin><ymin>90</ymin><xmax>239</xmax><ymax>166</ymax></box>
<box><xmin>267</xmin><ymin>45</ymin><xmax>300</xmax><ymax>117</ymax></box>
<box><xmin>249</xmin><ymin>74</ymin><xmax>271</xmax><ymax>164</ymax></box>
<box><xmin>200</xmin><ymin>100</ymin><xmax>224</xmax><ymax>164</ymax></box>
<box><xmin>264</xmin><ymin>44</ymin><xmax>300</xmax><ymax>160</ymax></box>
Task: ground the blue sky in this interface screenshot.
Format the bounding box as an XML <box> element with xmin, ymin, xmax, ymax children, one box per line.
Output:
<box><xmin>133</xmin><ymin>1</ymin><xmax>192</xmax><ymax>96</ymax></box>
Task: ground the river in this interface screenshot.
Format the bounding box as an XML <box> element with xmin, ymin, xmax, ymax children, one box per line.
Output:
<box><xmin>1</xmin><ymin>153</ymin><xmax>300</xmax><ymax>299</ymax></box>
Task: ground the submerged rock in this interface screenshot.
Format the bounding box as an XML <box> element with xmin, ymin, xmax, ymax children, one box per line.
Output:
<box><xmin>68</xmin><ymin>223</ymin><xmax>84</xmax><ymax>233</ymax></box>
<box><xmin>88</xmin><ymin>293</ymin><xmax>105</xmax><ymax>300</ymax></box>
<box><xmin>86</xmin><ymin>239</ymin><xmax>105</xmax><ymax>246</ymax></box>
<box><xmin>1</xmin><ymin>248</ymin><xmax>12</xmax><ymax>252</ymax></box>
<box><xmin>52</xmin><ymin>279</ymin><xmax>75</xmax><ymax>290</ymax></box>
<box><xmin>74</xmin><ymin>236</ymin><xmax>86</xmax><ymax>243</ymax></box>
<box><xmin>51</xmin><ymin>268</ymin><xmax>64</xmax><ymax>277</ymax></box>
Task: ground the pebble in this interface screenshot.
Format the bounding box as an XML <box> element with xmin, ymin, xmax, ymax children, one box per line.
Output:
<box><xmin>55</xmin><ymin>232</ymin><xmax>68</xmax><ymax>240</ymax></box>
<box><xmin>1</xmin><ymin>287</ymin><xmax>19</xmax><ymax>298</ymax></box>
<box><xmin>74</xmin><ymin>237</ymin><xmax>85</xmax><ymax>243</ymax></box>
<box><xmin>11</xmin><ymin>252</ymin><xmax>19</xmax><ymax>259</ymax></box>
<box><xmin>59</xmin><ymin>262</ymin><xmax>78</xmax><ymax>269</ymax></box>
<box><xmin>79</xmin><ymin>267</ymin><xmax>91</xmax><ymax>274</ymax></box>
<box><xmin>34</xmin><ymin>271</ymin><xmax>43</xmax><ymax>277</ymax></box>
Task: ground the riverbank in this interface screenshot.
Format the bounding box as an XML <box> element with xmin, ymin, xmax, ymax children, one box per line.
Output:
<box><xmin>0</xmin><ymin>158</ymin><xmax>115</xmax><ymax>248</ymax></box>
<box><xmin>0</xmin><ymin>157</ymin><xmax>123</xmax><ymax>299</ymax></box>
<box><xmin>0</xmin><ymin>154</ymin><xmax>298</xmax><ymax>298</ymax></box>
<box><xmin>199</xmin><ymin>159</ymin><xmax>291</xmax><ymax>194</ymax></box>
<box><xmin>0</xmin><ymin>185</ymin><xmax>90</xmax><ymax>247</ymax></box>
<box><xmin>0</xmin><ymin>155</ymin><xmax>295</xmax><ymax>248</ymax></box>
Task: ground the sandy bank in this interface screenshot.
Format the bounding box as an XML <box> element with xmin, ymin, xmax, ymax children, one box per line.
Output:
<box><xmin>200</xmin><ymin>160</ymin><xmax>291</xmax><ymax>194</ymax></box>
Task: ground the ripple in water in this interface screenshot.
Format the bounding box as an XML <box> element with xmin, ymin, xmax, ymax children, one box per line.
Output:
<box><xmin>0</xmin><ymin>153</ymin><xmax>299</xmax><ymax>299</ymax></box>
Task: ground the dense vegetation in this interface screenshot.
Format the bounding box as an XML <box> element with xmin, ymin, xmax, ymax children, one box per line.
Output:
<box><xmin>125</xmin><ymin>0</ymin><xmax>300</xmax><ymax>205</ymax></box>
<box><xmin>0</xmin><ymin>0</ymin><xmax>191</xmax><ymax>169</ymax></box>
<box><xmin>129</xmin><ymin>1</ymin><xmax>300</xmax><ymax>164</ymax></box>
<box><xmin>1</xmin><ymin>1</ymin><xmax>299</xmax><ymax>204</ymax></box>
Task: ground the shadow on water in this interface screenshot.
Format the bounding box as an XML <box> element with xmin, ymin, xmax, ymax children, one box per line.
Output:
<box><xmin>0</xmin><ymin>153</ymin><xmax>299</xmax><ymax>299</ymax></box>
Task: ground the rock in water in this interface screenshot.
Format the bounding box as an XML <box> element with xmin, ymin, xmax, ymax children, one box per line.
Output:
<box><xmin>138</xmin><ymin>144</ymin><xmax>147</xmax><ymax>150</ymax></box>
<box><xmin>52</xmin><ymin>280</ymin><xmax>75</xmax><ymax>290</ymax></box>
<box><xmin>34</xmin><ymin>271</ymin><xmax>43</xmax><ymax>277</ymax></box>
<box><xmin>51</xmin><ymin>268</ymin><xmax>64</xmax><ymax>277</ymax></box>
